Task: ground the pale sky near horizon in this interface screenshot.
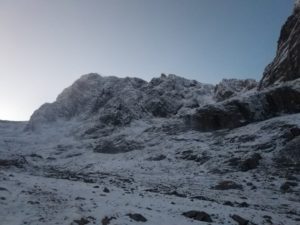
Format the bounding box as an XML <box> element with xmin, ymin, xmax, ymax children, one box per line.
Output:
<box><xmin>0</xmin><ymin>0</ymin><xmax>295</xmax><ymax>121</ymax></box>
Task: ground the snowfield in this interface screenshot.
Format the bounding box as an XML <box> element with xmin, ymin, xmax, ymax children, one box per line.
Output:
<box><xmin>0</xmin><ymin>113</ymin><xmax>299</xmax><ymax>225</ymax></box>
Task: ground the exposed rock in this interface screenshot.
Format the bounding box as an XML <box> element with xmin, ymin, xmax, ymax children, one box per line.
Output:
<box><xmin>186</xmin><ymin>80</ymin><xmax>300</xmax><ymax>131</ymax></box>
<box><xmin>144</xmin><ymin>74</ymin><xmax>214</xmax><ymax>117</ymax></box>
<box><xmin>191</xmin><ymin>195</ymin><xmax>215</xmax><ymax>202</ymax></box>
<box><xmin>238</xmin><ymin>202</ymin><xmax>250</xmax><ymax>208</ymax></box>
<box><xmin>0</xmin><ymin>157</ymin><xmax>27</xmax><ymax>169</ymax></box>
<box><xmin>224</xmin><ymin>201</ymin><xmax>234</xmax><ymax>206</ymax></box>
<box><xmin>126</xmin><ymin>213</ymin><xmax>147</xmax><ymax>222</ymax></box>
<box><xmin>214</xmin><ymin>180</ymin><xmax>243</xmax><ymax>190</ymax></box>
<box><xmin>214</xmin><ymin>79</ymin><xmax>257</xmax><ymax>102</ymax></box>
<box><xmin>182</xmin><ymin>210</ymin><xmax>213</xmax><ymax>222</ymax></box>
<box><xmin>281</xmin><ymin>126</ymin><xmax>300</xmax><ymax>142</ymax></box>
<box><xmin>259</xmin><ymin>4</ymin><xmax>300</xmax><ymax>88</ymax></box>
<box><xmin>101</xmin><ymin>216</ymin><xmax>116</xmax><ymax>225</ymax></box>
<box><xmin>29</xmin><ymin>153</ymin><xmax>43</xmax><ymax>159</ymax></box>
<box><xmin>280</xmin><ymin>181</ymin><xmax>298</xmax><ymax>192</ymax></box>
<box><xmin>94</xmin><ymin>136</ymin><xmax>143</xmax><ymax>154</ymax></box>
<box><xmin>73</xmin><ymin>218</ymin><xmax>90</xmax><ymax>225</ymax></box>
<box><xmin>240</xmin><ymin>153</ymin><xmax>262</xmax><ymax>172</ymax></box>
<box><xmin>0</xmin><ymin>187</ymin><xmax>8</xmax><ymax>192</ymax></box>
<box><xmin>166</xmin><ymin>190</ymin><xmax>187</xmax><ymax>198</ymax></box>
<box><xmin>146</xmin><ymin>154</ymin><xmax>166</xmax><ymax>161</ymax></box>
<box><xmin>103</xmin><ymin>187</ymin><xmax>110</xmax><ymax>193</ymax></box>
<box><xmin>226</xmin><ymin>157</ymin><xmax>242</xmax><ymax>167</ymax></box>
<box><xmin>290</xmin><ymin>127</ymin><xmax>300</xmax><ymax>137</ymax></box>
<box><xmin>275</xmin><ymin>136</ymin><xmax>300</xmax><ymax>170</ymax></box>
<box><xmin>230</xmin><ymin>214</ymin><xmax>249</xmax><ymax>225</ymax></box>
<box><xmin>178</xmin><ymin>150</ymin><xmax>210</xmax><ymax>163</ymax></box>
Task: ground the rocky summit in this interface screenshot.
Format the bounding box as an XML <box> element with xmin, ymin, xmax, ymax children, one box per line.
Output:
<box><xmin>1</xmin><ymin>2</ymin><xmax>300</xmax><ymax>225</ymax></box>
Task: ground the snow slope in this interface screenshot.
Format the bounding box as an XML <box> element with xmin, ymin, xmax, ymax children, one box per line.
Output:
<box><xmin>0</xmin><ymin>113</ymin><xmax>300</xmax><ymax>225</ymax></box>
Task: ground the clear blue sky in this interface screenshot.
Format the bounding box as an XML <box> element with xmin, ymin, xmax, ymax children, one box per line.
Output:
<box><xmin>0</xmin><ymin>0</ymin><xmax>295</xmax><ymax>120</ymax></box>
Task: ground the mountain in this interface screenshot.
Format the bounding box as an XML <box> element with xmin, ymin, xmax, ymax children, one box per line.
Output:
<box><xmin>27</xmin><ymin>73</ymin><xmax>216</xmax><ymax>132</ymax></box>
<box><xmin>1</xmin><ymin>3</ymin><xmax>300</xmax><ymax>225</ymax></box>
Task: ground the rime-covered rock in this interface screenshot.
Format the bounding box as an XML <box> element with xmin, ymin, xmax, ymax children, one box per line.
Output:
<box><xmin>186</xmin><ymin>79</ymin><xmax>300</xmax><ymax>131</ymax></box>
<box><xmin>214</xmin><ymin>79</ymin><xmax>257</xmax><ymax>102</ymax></box>
<box><xmin>259</xmin><ymin>2</ymin><xmax>300</xmax><ymax>88</ymax></box>
<box><xmin>27</xmin><ymin>74</ymin><xmax>148</xmax><ymax>129</ymax></box>
<box><xmin>26</xmin><ymin>73</ymin><xmax>214</xmax><ymax>131</ymax></box>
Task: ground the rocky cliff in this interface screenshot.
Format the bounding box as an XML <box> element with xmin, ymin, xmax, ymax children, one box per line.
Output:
<box><xmin>188</xmin><ymin>3</ymin><xmax>300</xmax><ymax>131</ymax></box>
<box><xmin>26</xmin><ymin>73</ymin><xmax>215</xmax><ymax>130</ymax></box>
<box><xmin>259</xmin><ymin>2</ymin><xmax>300</xmax><ymax>88</ymax></box>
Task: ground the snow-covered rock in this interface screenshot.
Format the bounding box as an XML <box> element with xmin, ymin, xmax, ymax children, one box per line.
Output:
<box><xmin>259</xmin><ymin>3</ymin><xmax>300</xmax><ymax>88</ymax></box>
<box><xmin>27</xmin><ymin>73</ymin><xmax>215</xmax><ymax>131</ymax></box>
<box><xmin>187</xmin><ymin>79</ymin><xmax>300</xmax><ymax>131</ymax></box>
<box><xmin>214</xmin><ymin>79</ymin><xmax>257</xmax><ymax>102</ymax></box>
<box><xmin>1</xmin><ymin>111</ymin><xmax>300</xmax><ymax>225</ymax></box>
<box><xmin>27</xmin><ymin>73</ymin><xmax>148</xmax><ymax>129</ymax></box>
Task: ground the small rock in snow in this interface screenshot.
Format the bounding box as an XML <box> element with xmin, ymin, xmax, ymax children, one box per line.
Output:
<box><xmin>182</xmin><ymin>210</ymin><xmax>213</xmax><ymax>222</ymax></box>
<box><xmin>126</xmin><ymin>213</ymin><xmax>147</xmax><ymax>222</ymax></box>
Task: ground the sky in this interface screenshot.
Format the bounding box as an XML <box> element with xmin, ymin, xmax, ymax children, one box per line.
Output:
<box><xmin>0</xmin><ymin>0</ymin><xmax>295</xmax><ymax>121</ymax></box>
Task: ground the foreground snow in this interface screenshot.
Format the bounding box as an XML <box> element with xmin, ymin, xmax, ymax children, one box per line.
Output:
<box><xmin>0</xmin><ymin>114</ymin><xmax>299</xmax><ymax>225</ymax></box>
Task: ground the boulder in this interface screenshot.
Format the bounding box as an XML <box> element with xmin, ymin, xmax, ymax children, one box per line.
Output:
<box><xmin>94</xmin><ymin>136</ymin><xmax>143</xmax><ymax>154</ymax></box>
<box><xmin>240</xmin><ymin>153</ymin><xmax>262</xmax><ymax>172</ymax></box>
<box><xmin>182</xmin><ymin>211</ymin><xmax>213</xmax><ymax>222</ymax></box>
<box><xmin>230</xmin><ymin>214</ymin><xmax>249</xmax><ymax>225</ymax></box>
<box><xmin>126</xmin><ymin>213</ymin><xmax>147</xmax><ymax>222</ymax></box>
<box><xmin>275</xmin><ymin>136</ymin><xmax>300</xmax><ymax>170</ymax></box>
<box><xmin>214</xmin><ymin>180</ymin><xmax>243</xmax><ymax>190</ymax></box>
<box><xmin>101</xmin><ymin>216</ymin><xmax>116</xmax><ymax>225</ymax></box>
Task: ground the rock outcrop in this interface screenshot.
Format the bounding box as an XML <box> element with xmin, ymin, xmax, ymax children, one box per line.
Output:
<box><xmin>186</xmin><ymin>79</ymin><xmax>300</xmax><ymax>131</ymax></box>
<box><xmin>214</xmin><ymin>79</ymin><xmax>257</xmax><ymax>102</ymax></box>
<box><xmin>26</xmin><ymin>73</ymin><xmax>214</xmax><ymax>130</ymax></box>
<box><xmin>26</xmin><ymin>74</ymin><xmax>148</xmax><ymax>130</ymax></box>
<box><xmin>276</xmin><ymin>136</ymin><xmax>300</xmax><ymax>170</ymax></box>
<box><xmin>259</xmin><ymin>2</ymin><xmax>300</xmax><ymax>88</ymax></box>
<box><xmin>187</xmin><ymin>2</ymin><xmax>300</xmax><ymax>131</ymax></box>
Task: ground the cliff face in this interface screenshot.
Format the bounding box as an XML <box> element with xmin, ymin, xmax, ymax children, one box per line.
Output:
<box><xmin>188</xmin><ymin>3</ymin><xmax>300</xmax><ymax>131</ymax></box>
<box><xmin>26</xmin><ymin>73</ymin><xmax>215</xmax><ymax>130</ymax></box>
<box><xmin>213</xmin><ymin>79</ymin><xmax>257</xmax><ymax>102</ymax></box>
<box><xmin>259</xmin><ymin>3</ymin><xmax>300</xmax><ymax>88</ymax></box>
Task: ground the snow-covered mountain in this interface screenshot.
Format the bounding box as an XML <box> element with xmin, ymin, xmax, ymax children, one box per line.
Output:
<box><xmin>1</xmin><ymin>2</ymin><xmax>300</xmax><ymax>225</ymax></box>
<box><xmin>26</xmin><ymin>74</ymin><xmax>215</xmax><ymax>131</ymax></box>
